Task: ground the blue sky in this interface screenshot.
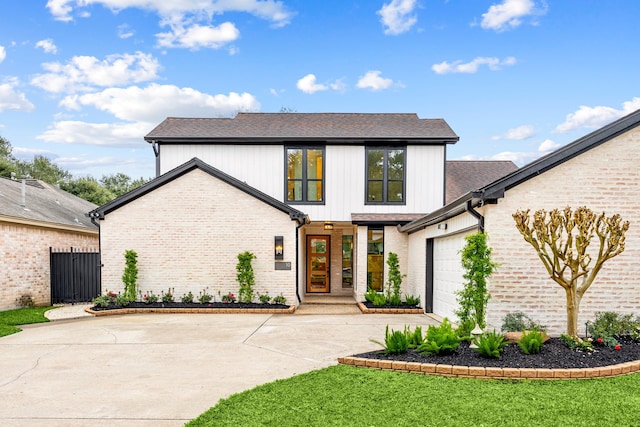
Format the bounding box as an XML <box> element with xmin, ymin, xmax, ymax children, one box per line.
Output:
<box><xmin>0</xmin><ymin>0</ymin><xmax>639</xmax><ymax>179</ymax></box>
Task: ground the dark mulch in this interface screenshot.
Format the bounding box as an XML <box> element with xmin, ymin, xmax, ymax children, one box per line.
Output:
<box><xmin>361</xmin><ymin>302</ymin><xmax>422</xmax><ymax>310</ymax></box>
<box><xmin>90</xmin><ymin>301</ymin><xmax>290</xmax><ymax>311</ymax></box>
<box><xmin>354</xmin><ymin>338</ymin><xmax>640</xmax><ymax>369</ymax></box>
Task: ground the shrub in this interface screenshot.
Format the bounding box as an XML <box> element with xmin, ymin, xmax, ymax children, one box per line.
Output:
<box><xmin>258</xmin><ymin>293</ymin><xmax>271</xmax><ymax>304</ymax></box>
<box><xmin>161</xmin><ymin>288</ymin><xmax>175</xmax><ymax>303</ymax></box>
<box><xmin>473</xmin><ymin>331</ymin><xmax>507</xmax><ymax>359</ymax></box>
<box><xmin>92</xmin><ymin>293</ymin><xmax>112</xmax><ymax>308</ymax></box>
<box><xmin>181</xmin><ymin>291</ymin><xmax>194</xmax><ymax>304</ymax></box>
<box><xmin>404</xmin><ymin>294</ymin><xmax>420</xmax><ymax>307</ymax></box>
<box><xmin>518</xmin><ymin>329</ymin><xmax>546</xmax><ymax>355</ymax></box>
<box><xmin>371</xmin><ymin>326</ymin><xmax>409</xmax><ymax>355</ymax></box>
<box><xmin>373</xmin><ymin>293</ymin><xmax>387</xmax><ymax>307</ymax></box>
<box><xmin>404</xmin><ymin>325</ymin><xmax>424</xmax><ymax>349</ymax></box>
<box><xmin>198</xmin><ymin>289</ymin><xmax>213</xmax><ymax>304</ymax></box>
<box><xmin>122</xmin><ymin>249</ymin><xmax>138</xmax><ymax>302</ymax></box>
<box><xmin>15</xmin><ymin>294</ymin><xmax>34</xmax><ymax>308</ymax></box>
<box><xmin>364</xmin><ymin>287</ymin><xmax>378</xmax><ymax>303</ymax></box>
<box><xmin>222</xmin><ymin>292</ymin><xmax>236</xmax><ymax>303</ymax></box>
<box><xmin>272</xmin><ymin>294</ymin><xmax>287</xmax><ymax>305</ymax></box>
<box><xmin>385</xmin><ymin>252</ymin><xmax>406</xmax><ymax>306</ymax></box>
<box><xmin>418</xmin><ymin>319</ymin><xmax>460</xmax><ymax>355</ymax></box>
<box><xmin>560</xmin><ymin>334</ymin><xmax>594</xmax><ymax>352</ymax></box>
<box><xmin>115</xmin><ymin>293</ymin><xmax>131</xmax><ymax>308</ymax></box>
<box><xmin>588</xmin><ymin>311</ymin><xmax>640</xmax><ymax>347</ymax></box>
<box><xmin>455</xmin><ymin>233</ymin><xmax>498</xmax><ymax>329</ymax></box>
<box><xmin>501</xmin><ymin>312</ymin><xmax>547</xmax><ymax>332</ymax></box>
<box><xmin>142</xmin><ymin>291</ymin><xmax>159</xmax><ymax>304</ymax></box>
<box><xmin>455</xmin><ymin>318</ymin><xmax>476</xmax><ymax>341</ymax></box>
<box><xmin>237</xmin><ymin>251</ymin><xmax>256</xmax><ymax>303</ymax></box>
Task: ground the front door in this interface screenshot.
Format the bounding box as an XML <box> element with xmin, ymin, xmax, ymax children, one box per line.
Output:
<box><xmin>307</xmin><ymin>235</ymin><xmax>330</xmax><ymax>293</ymax></box>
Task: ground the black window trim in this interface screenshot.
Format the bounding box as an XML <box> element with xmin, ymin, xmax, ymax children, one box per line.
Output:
<box><xmin>285</xmin><ymin>145</ymin><xmax>326</xmax><ymax>205</ymax></box>
<box><xmin>365</xmin><ymin>146</ymin><xmax>406</xmax><ymax>205</ymax></box>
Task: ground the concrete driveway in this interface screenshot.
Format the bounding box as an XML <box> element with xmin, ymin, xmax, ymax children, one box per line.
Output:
<box><xmin>0</xmin><ymin>312</ymin><xmax>438</xmax><ymax>426</ymax></box>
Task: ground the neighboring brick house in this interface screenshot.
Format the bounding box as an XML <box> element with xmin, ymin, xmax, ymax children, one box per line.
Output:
<box><xmin>0</xmin><ymin>177</ymin><xmax>98</xmax><ymax>310</ymax></box>
<box><xmin>91</xmin><ymin>113</ymin><xmax>460</xmax><ymax>303</ymax></box>
<box><xmin>401</xmin><ymin>109</ymin><xmax>640</xmax><ymax>334</ymax></box>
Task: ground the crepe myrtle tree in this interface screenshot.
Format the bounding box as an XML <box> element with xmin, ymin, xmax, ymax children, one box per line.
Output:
<box><xmin>513</xmin><ymin>206</ymin><xmax>629</xmax><ymax>337</ymax></box>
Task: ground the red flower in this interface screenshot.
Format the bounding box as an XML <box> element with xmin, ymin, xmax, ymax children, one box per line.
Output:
<box><xmin>597</xmin><ymin>337</ymin><xmax>603</xmax><ymax>343</ymax></box>
<box><xmin>615</xmin><ymin>344</ymin><xmax>621</xmax><ymax>351</ymax></box>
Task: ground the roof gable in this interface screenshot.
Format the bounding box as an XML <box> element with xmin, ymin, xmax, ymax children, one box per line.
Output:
<box><xmin>402</xmin><ymin>108</ymin><xmax>640</xmax><ymax>233</ymax></box>
<box><xmin>0</xmin><ymin>177</ymin><xmax>97</xmax><ymax>230</ymax></box>
<box><xmin>89</xmin><ymin>158</ymin><xmax>307</xmax><ymax>223</ymax></box>
<box><xmin>144</xmin><ymin>113</ymin><xmax>459</xmax><ymax>143</ymax></box>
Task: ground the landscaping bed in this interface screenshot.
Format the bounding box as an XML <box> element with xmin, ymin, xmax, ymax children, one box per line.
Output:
<box><xmin>87</xmin><ymin>301</ymin><xmax>294</xmax><ymax>315</ymax></box>
<box><xmin>357</xmin><ymin>301</ymin><xmax>423</xmax><ymax>314</ymax></box>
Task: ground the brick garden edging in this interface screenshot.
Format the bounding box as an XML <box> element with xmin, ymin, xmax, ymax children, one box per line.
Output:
<box><xmin>85</xmin><ymin>306</ymin><xmax>296</xmax><ymax>316</ymax></box>
<box><xmin>337</xmin><ymin>356</ymin><xmax>640</xmax><ymax>380</ymax></box>
<box><xmin>357</xmin><ymin>302</ymin><xmax>424</xmax><ymax>314</ymax></box>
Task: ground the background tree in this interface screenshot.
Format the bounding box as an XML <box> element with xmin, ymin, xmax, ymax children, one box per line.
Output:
<box><xmin>59</xmin><ymin>177</ymin><xmax>116</xmax><ymax>205</ymax></box>
<box><xmin>513</xmin><ymin>206</ymin><xmax>629</xmax><ymax>337</ymax></box>
<box><xmin>100</xmin><ymin>173</ymin><xmax>148</xmax><ymax>198</ymax></box>
<box><xmin>0</xmin><ymin>136</ymin><xmax>19</xmax><ymax>178</ymax></box>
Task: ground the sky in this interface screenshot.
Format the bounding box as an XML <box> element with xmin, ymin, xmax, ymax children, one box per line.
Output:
<box><xmin>0</xmin><ymin>0</ymin><xmax>639</xmax><ymax>179</ymax></box>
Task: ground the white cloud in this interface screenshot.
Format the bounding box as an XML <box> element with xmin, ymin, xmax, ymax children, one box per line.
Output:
<box><xmin>0</xmin><ymin>45</ymin><xmax>6</xmax><ymax>63</ymax></box>
<box><xmin>59</xmin><ymin>84</ymin><xmax>260</xmax><ymax>122</ymax></box>
<box><xmin>46</xmin><ymin>0</ymin><xmax>293</xmax><ymax>48</ymax></box>
<box><xmin>460</xmin><ymin>139</ymin><xmax>561</xmax><ymax>166</ymax></box>
<box><xmin>156</xmin><ymin>22</ymin><xmax>240</xmax><ymax>50</ymax></box>
<box><xmin>554</xmin><ymin>97</ymin><xmax>640</xmax><ymax>133</ymax></box>
<box><xmin>31</xmin><ymin>51</ymin><xmax>161</xmax><ymax>93</ymax></box>
<box><xmin>377</xmin><ymin>0</ymin><xmax>418</xmax><ymax>35</ymax></box>
<box><xmin>432</xmin><ymin>56</ymin><xmax>516</xmax><ymax>74</ymax></box>
<box><xmin>492</xmin><ymin>124</ymin><xmax>536</xmax><ymax>140</ymax></box>
<box><xmin>0</xmin><ymin>78</ymin><xmax>35</xmax><ymax>112</ymax></box>
<box><xmin>480</xmin><ymin>0</ymin><xmax>545</xmax><ymax>32</ymax></box>
<box><xmin>11</xmin><ymin>146</ymin><xmax>59</xmax><ymax>160</ymax></box>
<box><xmin>36</xmin><ymin>38</ymin><xmax>58</xmax><ymax>54</ymax></box>
<box><xmin>117</xmin><ymin>24</ymin><xmax>135</xmax><ymax>39</ymax></box>
<box><xmin>356</xmin><ymin>70</ymin><xmax>396</xmax><ymax>91</ymax></box>
<box><xmin>37</xmin><ymin>121</ymin><xmax>153</xmax><ymax>147</ymax></box>
<box><xmin>296</xmin><ymin>74</ymin><xmax>328</xmax><ymax>94</ymax></box>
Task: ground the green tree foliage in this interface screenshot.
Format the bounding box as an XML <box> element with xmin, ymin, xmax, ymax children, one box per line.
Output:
<box><xmin>513</xmin><ymin>206</ymin><xmax>629</xmax><ymax>337</ymax></box>
<box><xmin>22</xmin><ymin>155</ymin><xmax>71</xmax><ymax>184</ymax></box>
<box><xmin>455</xmin><ymin>232</ymin><xmax>498</xmax><ymax>329</ymax></box>
<box><xmin>122</xmin><ymin>250</ymin><xmax>139</xmax><ymax>301</ymax></box>
<box><xmin>100</xmin><ymin>173</ymin><xmax>148</xmax><ymax>198</ymax></box>
<box><xmin>236</xmin><ymin>251</ymin><xmax>257</xmax><ymax>303</ymax></box>
<box><xmin>60</xmin><ymin>177</ymin><xmax>116</xmax><ymax>205</ymax></box>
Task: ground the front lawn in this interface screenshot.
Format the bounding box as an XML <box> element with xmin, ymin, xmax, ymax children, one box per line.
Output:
<box><xmin>188</xmin><ymin>364</ymin><xmax>640</xmax><ymax>426</ymax></box>
<box><xmin>0</xmin><ymin>307</ymin><xmax>54</xmax><ymax>337</ymax></box>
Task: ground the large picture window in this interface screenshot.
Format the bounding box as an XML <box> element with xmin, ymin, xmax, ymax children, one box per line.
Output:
<box><xmin>366</xmin><ymin>147</ymin><xmax>405</xmax><ymax>204</ymax></box>
<box><xmin>367</xmin><ymin>227</ymin><xmax>384</xmax><ymax>291</ymax></box>
<box><xmin>286</xmin><ymin>147</ymin><xmax>324</xmax><ymax>203</ymax></box>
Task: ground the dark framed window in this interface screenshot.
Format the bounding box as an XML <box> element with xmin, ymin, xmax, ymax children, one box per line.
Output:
<box><xmin>286</xmin><ymin>147</ymin><xmax>324</xmax><ymax>203</ymax></box>
<box><xmin>367</xmin><ymin>227</ymin><xmax>384</xmax><ymax>291</ymax></box>
<box><xmin>366</xmin><ymin>147</ymin><xmax>405</xmax><ymax>204</ymax></box>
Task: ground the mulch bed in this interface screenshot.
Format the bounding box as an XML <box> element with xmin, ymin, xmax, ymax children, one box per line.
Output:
<box><xmin>360</xmin><ymin>302</ymin><xmax>422</xmax><ymax>310</ymax></box>
<box><xmin>354</xmin><ymin>338</ymin><xmax>640</xmax><ymax>369</ymax></box>
<box><xmin>90</xmin><ymin>301</ymin><xmax>291</xmax><ymax>311</ymax></box>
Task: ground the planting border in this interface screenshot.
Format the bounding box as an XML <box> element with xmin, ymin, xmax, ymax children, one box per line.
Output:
<box><xmin>337</xmin><ymin>356</ymin><xmax>640</xmax><ymax>380</ymax></box>
<box><xmin>86</xmin><ymin>306</ymin><xmax>296</xmax><ymax>316</ymax></box>
<box><xmin>357</xmin><ymin>302</ymin><xmax>423</xmax><ymax>314</ymax></box>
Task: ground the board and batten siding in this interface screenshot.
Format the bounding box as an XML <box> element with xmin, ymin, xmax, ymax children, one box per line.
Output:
<box><xmin>159</xmin><ymin>144</ymin><xmax>445</xmax><ymax>221</ymax></box>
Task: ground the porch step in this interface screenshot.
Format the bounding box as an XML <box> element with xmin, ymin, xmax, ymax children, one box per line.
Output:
<box><xmin>295</xmin><ymin>303</ymin><xmax>361</xmax><ymax>315</ymax></box>
<box><xmin>302</xmin><ymin>295</ymin><xmax>356</xmax><ymax>305</ymax></box>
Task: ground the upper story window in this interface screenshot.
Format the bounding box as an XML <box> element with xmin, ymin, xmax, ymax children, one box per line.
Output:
<box><xmin>366</xmin><ymin>147</ymin><xmax>406</xmax><ymax>204</ymax></box>
<box><xmin>286</xmin><ymin>147</ymin><xmax>324</xmax><ymax>203</ymax></box>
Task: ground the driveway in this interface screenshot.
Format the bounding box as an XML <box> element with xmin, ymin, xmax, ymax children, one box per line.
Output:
<box><xmin>0</xmin><ymin>312</ymin><xmax>438</xmax><ymax>426</ymax></box>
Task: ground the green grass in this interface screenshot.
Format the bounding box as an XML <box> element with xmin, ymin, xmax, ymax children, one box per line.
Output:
<box><xmin>0</xmin><ymin>307</ymin><xmax>54</xmax><ymax>337</ymax></box>
<box><xmin>187</xmin><ymin>364</ymin><xmax>640</xmax><ymax>427</ymax></box>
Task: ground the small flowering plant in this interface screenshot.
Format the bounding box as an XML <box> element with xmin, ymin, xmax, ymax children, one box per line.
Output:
<box><xmin>161</xmin><ymin>288</ymin><xmax>175</xmax><ymax>303</ymax></box>
<box><xmin>222</xmin><ymin>292</ymin><xmax>236</xmax><ymax>303</ymax></box>
<box><xmin>142</xmin><ymin>291</ymin><xmax>159</xmax><ymax>304</ymax></box>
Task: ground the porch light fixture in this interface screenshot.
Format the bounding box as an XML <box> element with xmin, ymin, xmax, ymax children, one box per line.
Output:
<box><xmin>324</xmin><ymin>222</ymin><xmax>334</xmax><ymax>230</ymax></box>
<box><xmin>438</xmin><ymin>223</ymin><xmax>448</xmax><ymax>230</ymax></box>
<box><xmin>274</xmin><ymin>236</ymin><xmax>284</xmax><ymax>260</ymax></box>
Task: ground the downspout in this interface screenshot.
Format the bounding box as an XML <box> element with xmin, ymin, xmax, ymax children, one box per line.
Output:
<box><xmin>466</xmin><ymin>199</ymin><xmax>485</xmax><ymax>233</ymax></box>
<box><xmin>295</xmin><ymin>220</ymin><xmax>305</xmax><ymax>304</ymax></box>
<box><xmin>87</xmin><ymin>212</ymin><xmax>103</xmax><ymax>293</ymax></box>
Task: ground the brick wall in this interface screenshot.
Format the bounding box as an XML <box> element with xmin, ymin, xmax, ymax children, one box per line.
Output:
<box><xmin>484</xmin><ymin>126</ymin><xmax>640</xmax><ymax>334</ymax></box>
<box><xmin>99</xmin><ymin>169</ymin><xmax>299</xmax><ymax>304</ymax></box>
<box><xmin>0</xmin><ymin>221</ymin><xmax>98</xmax><ymax>310</ymax></box>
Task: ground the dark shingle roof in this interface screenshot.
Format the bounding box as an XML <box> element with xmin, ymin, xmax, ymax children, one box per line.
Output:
<box><xmin>445</xmin><ymin>160</ymin><xmax>518</xmax><ymax>204</ymax></box>
<box><xmin>144</xmin><ymin>113</ymin><xmax>459</xmax><ymax>143</ymax></box>
<box><xmin>0</xmin><ymin>177</ymin><xmax>97</xmax><ymax>230</ymax></box>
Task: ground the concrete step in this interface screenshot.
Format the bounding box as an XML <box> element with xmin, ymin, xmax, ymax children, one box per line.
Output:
<box><xmin>295</xmin><ymin>303</ymin><xmax>361</xmax><ymax>315</ymax></box>
<box><xmin>302</xmin><ymin>295</ymin><xmax>356</xmax><ymax>305</ymax></box>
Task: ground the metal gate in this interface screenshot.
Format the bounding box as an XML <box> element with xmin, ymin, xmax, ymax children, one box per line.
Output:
<box><xmin>50</xmin><ymin>247</ymin><xmax>101</xmax><ymax>304</ymax></box>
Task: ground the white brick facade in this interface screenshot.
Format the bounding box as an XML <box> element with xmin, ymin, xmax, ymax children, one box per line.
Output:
<box><xmin>99</xmin><ymin>168</ymin><xmax>300</xmax><ymax>304</ymax></box>
<box><xmin>0</xmin><ymin>220</ymin><xmax>98</xmax><ymax>310</ymax></box>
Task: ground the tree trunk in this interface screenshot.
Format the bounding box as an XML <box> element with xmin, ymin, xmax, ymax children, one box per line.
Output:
<box><xmin>565</xmin><ymin>287</ymin><xmax>580</xmax><ymax>337</ymax></box>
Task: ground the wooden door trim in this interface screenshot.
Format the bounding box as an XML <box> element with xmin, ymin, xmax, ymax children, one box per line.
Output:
<box><xmin>306</xmin><ymin>235</ymin><xmax>331</xmax><ymax>293</ymax></box>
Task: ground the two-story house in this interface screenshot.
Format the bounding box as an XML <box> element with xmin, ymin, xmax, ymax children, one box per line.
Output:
<box><xmin>90</xmin><ymin>113</ymin><xmax>458</xmax><ymax>305</ymax></box>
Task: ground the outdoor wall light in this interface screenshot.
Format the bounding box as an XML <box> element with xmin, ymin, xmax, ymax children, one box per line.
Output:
<box><xmin>437</xmin><ymin>223</ymin><xmax>448</xmax><ymax>230</ymax></box>
<box><xmin>274</xmin><ymin>236</ymin><xmax>284</xmax><ymax>260</ymax></box>
<box><xmin>324</xmin><ymin>221</ymin><xmax>334</xmax><ymax>230</ymax></box>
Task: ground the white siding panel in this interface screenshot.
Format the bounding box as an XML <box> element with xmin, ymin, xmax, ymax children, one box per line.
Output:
<box><xmin>160</xmin><ymin>144</ymin><xmax>284</xmax><ymax>199</ymax></box>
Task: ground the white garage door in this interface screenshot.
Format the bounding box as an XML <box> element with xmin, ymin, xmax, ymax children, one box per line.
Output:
<box><xmin>432</xmin><ymin>231</ymin><xmax>474</xmax><ymax>321</ymax></box>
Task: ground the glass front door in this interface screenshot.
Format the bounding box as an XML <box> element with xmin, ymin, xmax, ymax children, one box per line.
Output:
<box><xmin>307</xmin><ymin>235</ymin><xmax>330</xmax><ymax>293</ymax></box>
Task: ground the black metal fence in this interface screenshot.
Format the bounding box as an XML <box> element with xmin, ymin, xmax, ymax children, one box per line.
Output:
<box><xmin>50</xmin><ymin>247</ymin><xmax>101</xmax><ymax>304</ymax></box>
